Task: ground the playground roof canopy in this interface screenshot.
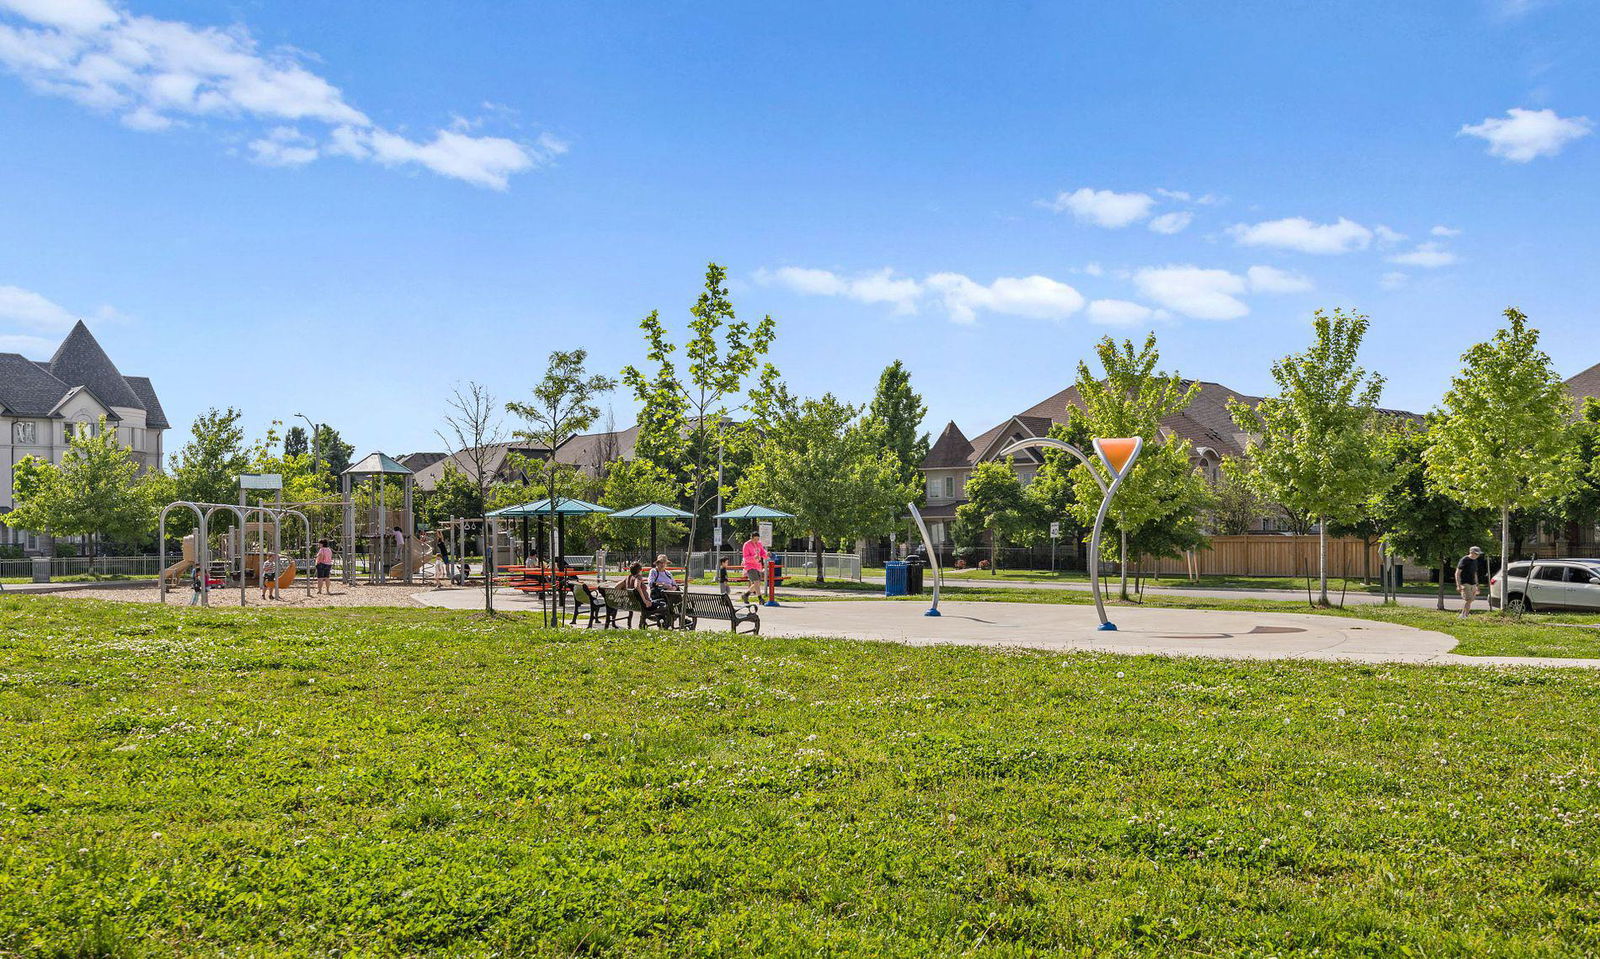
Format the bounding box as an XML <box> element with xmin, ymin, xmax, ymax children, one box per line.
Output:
<box><xmin>486</xmin><ymin>497</ymin><xmax>612</xmax><ymax>518</ymax></box>
<box><xmin>714</xmin><ymin>505</ymin><xmax>796</xmax><ymax>520</ymax></box>
<box><xmin>610</xmin><ymin>502</ymin><xmax>693</xmax><ymax>520</ymax></box>
<box><xmin>343</xmin><ymin>452</ymin><xmax>414</xmax><ymax>476</ymax></box>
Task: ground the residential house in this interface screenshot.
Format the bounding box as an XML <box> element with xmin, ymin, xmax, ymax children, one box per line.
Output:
<box><xmin>0</xmin><ymin>321</ymin><xmax>168</xmax><ymax>554</ymax></box>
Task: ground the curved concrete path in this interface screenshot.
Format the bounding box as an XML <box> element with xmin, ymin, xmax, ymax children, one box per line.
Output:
<box><xmin>412</xmin><ymin>590</ymin><xmax>1599</xmax><ymax>669</ymax></box>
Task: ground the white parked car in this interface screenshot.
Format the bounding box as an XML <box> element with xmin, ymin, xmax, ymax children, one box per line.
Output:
<box><xmin>1489</xmin><ymin>559</ymin><xmax>1600</xmax><ymax>612</ymax></box>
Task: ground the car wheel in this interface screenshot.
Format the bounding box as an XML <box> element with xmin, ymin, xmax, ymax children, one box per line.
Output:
<box><xmin>1507</xmin><ymin>593</ymin><xmax>1532</xmax><ymax>614</ymax></box>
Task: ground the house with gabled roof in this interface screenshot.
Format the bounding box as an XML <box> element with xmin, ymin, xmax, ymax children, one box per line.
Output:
<box><xmin>1</xmin><ymin>321</ymin><xmax>168</xmax><ymax>554</ymax></box>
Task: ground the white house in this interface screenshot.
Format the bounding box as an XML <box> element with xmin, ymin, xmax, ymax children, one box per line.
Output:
<box><xmin>0</xmin><ymin>321</ymin><xmax>168</xmax><ymax>555</ymax></box>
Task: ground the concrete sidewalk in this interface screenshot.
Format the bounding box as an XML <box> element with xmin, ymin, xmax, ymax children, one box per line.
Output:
<box><xmin>865</xmin><ymin>574</ymin><xmax>1460</xmax><ymax>610</ymax></box>
<box><xmin>412</xmin><ymin>590</ymin><xmax>1600</xmax><ymax>669</ymax></box>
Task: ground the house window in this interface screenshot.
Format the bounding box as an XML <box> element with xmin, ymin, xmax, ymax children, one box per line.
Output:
<box><xmin>943</xmin><ymin>476</ymin><xmax>954</xmax><ymax>498</ymax></box>
<box><xmin>12</xmin><ymin>422</ymin><xmax>36</xmax><ymax>445</ymax></box>
<box><xmin>929</xmin><ymin>522</ymin><xmax>946</xmax><ymax>544</ymax></box>
<box><xmin>926</xmin><ymin>478</ymin><xmax>938</xmax><ymax>501</ymax></box>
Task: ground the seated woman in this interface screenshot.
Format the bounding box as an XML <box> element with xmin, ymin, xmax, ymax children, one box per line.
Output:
<box><xmin>621</xmin><ymin>562</ymin><xmax>666</xmax><ymax>627</ymax></box>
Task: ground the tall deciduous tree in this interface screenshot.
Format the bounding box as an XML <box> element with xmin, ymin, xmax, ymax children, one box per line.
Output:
<box><xmin>598</xmin><ymin>459</ymin><xmax>685</xmax><ymax>554</ymax></box>
<box><xmin>957</xmin><ymin>459</ymin><xmax>1037</xmax><ymax>574</ymax></box>
<box><xmin>864</xmin><ymin>360</ymin><xmax>929</xmax><ymax>500</ymax></box>
<box><xmin>740</xmin><ymin>390</ymin><xmax>913</xmax><ymax>581</ymax></box>
<box><xmin>1372</xmin><ymin>423</ymin><xmax>1495</xmax><ymax>610</ymax></box>
<box><xmin>1425</xmin><ymin>308</ymin><xmax>1577</xmax><ymax>604</ymax></box>
<box><xmin>1050</xmin><ymin>334</ymin><xmax>1211</xmax><ymax>598</ymax></box>
<box><xmin>1230</xmin><ymin>309</ymin><xmax>1391</xmax><ymax>606</ymax></box>
<box><xmin>437</xmin><ymin>380</ymin><xmax>508</xmax><ymax>513</ymax></box>
<box><xmin>621</xmin><ymin>263</ymin><xmax>776</xmax><ymax>552</ymax></box>
<box><xmin>2</xmin><ymin>418</ymin><xmax>159</xmax><ymax>566</ymax></box>
<box><xmin>167</xmin><ymin>408</ymin><xmax>249</xmax><ymax>531</ymax></box>
<box><xmin>507</xmin><ymin>350</ymin><xmax>614</xmax><ymax>622</ymax></box>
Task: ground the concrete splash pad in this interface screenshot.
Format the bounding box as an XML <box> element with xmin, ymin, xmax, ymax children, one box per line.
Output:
<box><xmin>412</xmin><ymin>590</ymin><xmax>1599</xmax><ymax>669</ymax></box>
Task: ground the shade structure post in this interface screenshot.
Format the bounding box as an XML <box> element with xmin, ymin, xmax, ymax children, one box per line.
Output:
<box><xmin>649</xmin><ymin>518</ymin><xmax>657</xmax><ymax>561</ymax></box>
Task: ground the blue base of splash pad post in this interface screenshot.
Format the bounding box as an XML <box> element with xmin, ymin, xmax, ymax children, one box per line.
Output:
<box><xmin>764</xmin><ymin>600</ymin><xmax>779</xmax><ymax>607</ymax></box>
<box><xmin>1097</xmin><ymin>621</ymin><xmax>1118</xmax><ymax>631</ymax></box>
<box><xmin>924</xmin><ymin>608</ymin><xmax>941</xmax><ymax>617</ymax></box>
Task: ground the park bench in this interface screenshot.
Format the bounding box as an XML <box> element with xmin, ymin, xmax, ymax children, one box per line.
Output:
<box><xmin>676</xmin><ymin>590</ymin><xmax>761</xmax><ymax>635</ymax></box>
<box><xmin>599</xmin><ymin>585</ymin><xmax>670</xmax><ymax>629</ymax></box>
<box><xmin>570</xmin><ymin>581</ymin><xmax>604</xmax><ymax>628</ymax></box>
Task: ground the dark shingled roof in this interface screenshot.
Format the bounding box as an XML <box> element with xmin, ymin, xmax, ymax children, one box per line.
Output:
<box><xmin>1569</xmin><ymin>361</ymin><xmax>1600</xmax><ymax>405</ymax></box>
<box><xmin>0</xmin><ymin>353</ymin><xmax>69</xmax><ymax>416</ymax></box>
<box><xmin>47</xmin><ymin>321</ymin><xmax>143</xmax><ymax>411</ymax></box>
<box><xmin>923</xmin><ymin>421</ymin><xmax>974</xmax><ymax>469</ymax></box>
<box><xmin>124</xmin><ymin>377</ymin><xmax>169</xmax><ymax>429</ymax></box>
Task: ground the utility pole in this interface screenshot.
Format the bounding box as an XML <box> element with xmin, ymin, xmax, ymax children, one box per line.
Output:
<box><xmin>295</xmin><ymin>412</ymin><xmax>320</xmax><ymax>477</ymax></box>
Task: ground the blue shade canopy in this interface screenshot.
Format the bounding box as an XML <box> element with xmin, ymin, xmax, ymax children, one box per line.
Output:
<box><xmin>713</xmin><ymin>505</ymin><xmax>795</xmax><ymax>520</ymax></box>
<box><xmin>609</xmin><ymin>502</ymin><xmax>694</xmax><ymax>520</ymax></box>
<box><xmin>486</xmin><ymin>497</ymin><xmax>612</xmax><ymax>518</ymax></box>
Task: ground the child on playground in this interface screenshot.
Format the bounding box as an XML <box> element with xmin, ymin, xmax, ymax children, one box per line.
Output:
<box><xmin>314</xmin><ymin>540</ymin><xmax>334</xmax><ymax>595</ymax></box>
<box><xmin>189</xmin><ymin>563</ymin><xmax>204</xmax><ymax>606</ymax></box>
<box><xmin>432</xmin><ymin>533</ymin><xmax>451</xmax><ymax>588</ymax></box>
<box><xmin>259</xmin><ymin>551</ymin><xmax>281</xmax><ymax>600</ymax></box>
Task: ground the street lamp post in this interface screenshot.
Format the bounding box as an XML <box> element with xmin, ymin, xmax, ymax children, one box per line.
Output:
<box><xmin>294</xmin><ymin>413</ymin><xmax>320</xmax><ymax>476</ymax></box>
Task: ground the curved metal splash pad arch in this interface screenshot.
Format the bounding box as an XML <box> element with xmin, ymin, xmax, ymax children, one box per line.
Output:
<box><xmin>996</xmin><ymin>435</ymin><xmax>1143</xmax><ymax>630</ymax></box>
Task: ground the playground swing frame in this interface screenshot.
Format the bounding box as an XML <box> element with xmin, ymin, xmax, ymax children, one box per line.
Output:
<box><xmin>158</xmin><ymin>501</ymin><xmax>314</xmax><ymax>606</ymax></box>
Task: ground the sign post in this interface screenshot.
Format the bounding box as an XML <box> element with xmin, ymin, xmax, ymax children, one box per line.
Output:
<box><xmin>1049</xmin><ymin>521</ymin><xmax>1060</xmax><ymax>573</ymax></box>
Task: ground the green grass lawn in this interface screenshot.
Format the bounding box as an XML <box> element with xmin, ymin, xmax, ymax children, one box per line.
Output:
<box><xmin>791</xmin><ymin>580</ymin><xmax>1600</xmax><ymax>659</ymax></box>
<box><xmin>2</xmin><ymin>596</ymin><xmax>1599</xmax><ymax>956</ymax></box>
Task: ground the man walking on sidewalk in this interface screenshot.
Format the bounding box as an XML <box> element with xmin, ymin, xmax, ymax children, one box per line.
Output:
<box><xmin>1455</xmin><ymin>545</ymin><xmax>1487</xmax><ymax>618</ymax></box>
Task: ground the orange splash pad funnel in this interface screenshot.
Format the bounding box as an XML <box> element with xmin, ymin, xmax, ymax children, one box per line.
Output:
<box><xmin>1094</xmin><ymin>437</ymin><xmax>1142</xmax><ymax>479</ymax></box>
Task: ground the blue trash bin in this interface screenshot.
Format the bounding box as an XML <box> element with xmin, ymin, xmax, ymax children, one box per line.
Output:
<box><xmin>884</xmin><ymin>561</ymin><xmax>908</xmax><ymax>597</ymax></box>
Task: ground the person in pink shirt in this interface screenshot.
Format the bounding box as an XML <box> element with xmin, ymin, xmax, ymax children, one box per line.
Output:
<box><xmin>314</xmin><ymin>539</ymin><xmax>334</xmax><ymax>595</ymax></box>
<box><xmin>741</xmin><ymin>531</ymin><xmax>769</xmax><ymax>604</ymax></box>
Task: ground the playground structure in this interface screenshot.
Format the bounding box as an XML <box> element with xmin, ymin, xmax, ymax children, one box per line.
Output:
<box><xmin>157</xmin><ymin>501</ymin><xmax>313</xmax><ymax>606</ymax></box>
<box><xmin>340</xmin><ymin>452</ymin><xmax>419</xmax><ymax>585</ymax></box>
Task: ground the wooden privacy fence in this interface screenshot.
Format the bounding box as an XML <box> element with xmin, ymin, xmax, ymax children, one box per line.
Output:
<box><xmin>1149</xmin><ymin>535</ymin><xmax>1381</xmax><ymax>578</ymax></box>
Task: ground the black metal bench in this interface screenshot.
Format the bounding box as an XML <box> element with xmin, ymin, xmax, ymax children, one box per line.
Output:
<box><xmin>599</xmin><ymin>585</ymin><xmax>670</xmax><ymax>629</ymax></box>
<box><xmin>570</xmin><ymin>581</ymin><xmax>604</xmax><ymax>628</ymax></box>
<box><xmin>676</xmin><ymin>590</ymin><xmax>760</xmax><ymax>634</ymax></box>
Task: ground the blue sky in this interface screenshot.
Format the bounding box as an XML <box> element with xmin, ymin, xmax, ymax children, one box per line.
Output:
<box><xmin>1</xmin><ymin>0</ymin><xmax>1597</xmax><ymax>455</ymax></box>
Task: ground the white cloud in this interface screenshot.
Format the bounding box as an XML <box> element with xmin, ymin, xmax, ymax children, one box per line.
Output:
<box><xmin>1431</xmin><ymin>225</ymin><xmax>1462</xmax><ymax>237</ymax></box>
<box><xmin>1132</xmin><ymin>266</ymin><xmax>1249</xmax><ymax>320</ymax></box>
<box><xmin>1148</xmin><ymin>211</ymin><xmax>1193</xmax><ymax>235</ymax></box>
<box><xmin>1380</xmin><ymin>271</ymin><xmax>1409</xmax><ymax>290</ymax></box>
<box><xmin>1460</xmin><ymin>107</ymin><xmax>1591</xmax><ymax>162</ymax></box>
<box><xmin>925</xmin><ymin>273</ymin><xmax>1085</xmax><ymax>324</ymax></box>
<box><xmin>1246</xmin><ymin>265</ymin><xmax>1314</xmax><ymax>294</ymax></box>
<box><xmin>1080</xmin><ymin>262</ymin><xmax>1104</xmax><ymax>277</ymax></box>
<box><xmin>1373</xmin><ymin>224</ymin><xmax>1407</xmax><ymax>246</ymax></box>
<box><xmin>247</xmin><ymin>125</ymin><xmax>317</xmax><ymax>167</ymax></box>
<box><xmin>0</xmin><ymin>283</ymin><xmax>78</xmax><ymax>330</ymax></box>
<box><xmin>0</xmin><ymin>0</ymin><xmax>117</xmax><ymax>31</ymax></box>
<box><xmin>1227</xmin><ymin>216</ymin><xmax>1373</xmax><ymax>254</ymax></box>
<box><xmin>1388</xmin><ymin>241</ymin><xmax>1457</xmax><ymax>268</ymax></box>
<box><xmin>1086</xmin><ymin>299</ymin><xmax>1155</xmax><ymax>326</ymax></box>
<box><xmin>755</xmin><ymin>267</ymin><xmax>923</xmax><ymax>314</ymax></box>
<box><xmin>0</xmin><ymin>2</ymin><xmax>558</xmax><ymax>188</ymax></box>
<box><xmin>1045</xmin><ymin>188</ymin><xmax>1154</xmax><ymax>228</ymax></box>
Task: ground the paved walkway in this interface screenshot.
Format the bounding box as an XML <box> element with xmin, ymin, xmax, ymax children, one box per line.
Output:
<box><xmin>413</xmin><ymin>590</ymin><xmax>1599</xmax><ymax>669</ymax></box>
<box><xmin>868</xmin><ymin>575</ymin><xmax>1461</xmax><ymax>610</ymax></box>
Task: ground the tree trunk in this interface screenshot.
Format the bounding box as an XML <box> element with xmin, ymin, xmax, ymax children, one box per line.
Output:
<box><xmin>989</xmin><ymin>528</ymin><xmax>998</xmax><ymax>575</ymax></box>
<box><xmin>1437</xmin><ymin>554</ymin><xmax>1448</xmax><ymax>611</ymax></box>
<box><xmin>1499</xmin><ymin>505</ymin><xmax>1511</xmax><ymax>615</ymax></box>
<box><xmin>815</xmin><ymin>535</ymin><xmax>825</xmax><ymax>584</ymax></box>
<box><xmin>1317</xmin><ymin>519</ymin><xmax>1329</xmax><ymax>606</ymax></box>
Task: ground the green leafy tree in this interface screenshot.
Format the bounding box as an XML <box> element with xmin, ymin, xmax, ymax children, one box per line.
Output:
<box><xmin>1550</xmin><ymin>397</ymin><xmax>1600</xmax><ymax>553</ymax></box>
<box><xmin>1230</xmin><ymin>309</ymin><xmax>1392</xmax><ymax>605</ymax></box>
<box><xmin>166</xmin><ymin>408</ymin><xmax>249</xmax><ymax>533</ymax></box>
<box><xmin>1372</xmin><ymin>423</ymin><xmax>1495</xmax><ymax>609</ymax></box>
<box><xmin>1208</xmin><ymin>456</ymin><xmax>1269</xmax><ymax>536</ymax></box>
<box><xmin>423</xmin><ymin>462</ymin><xmax>485</xmax><ymax>529</ymax></box>
<box><xmin>2</xmin><ymin>418</ymin><xmax>159</xmax><ymax>566</ymax></box>
<box><xmin>740</xmin><ymin>391</ymin><xmax>914</xmax><ymax>582</ymax></box>
<box><xmin>1052</xmin><ymin>334</ymin><xmax>1211</xmax><ymax>597</ymax></box>
<box><xmin>312</xmin><ymin>425</ymin><xmax>354</xmax><ymax>480</ymax></box>
<box><xmin>957</xmin><ymin>460</ymin><xmax>1037</xmax><ymax>574</ymax></box>
<box><xmin>621</xmin><ymin>263</ymin><xmax>777</xmax><ymax>551</ymax></box>
<box><xmin>1424</xmin><ymin>308</ymin><xmax>1578</xmax><ymax>604</ymax></box>
<box><xmin>598</xmin><ymin>459</ymin><xmax>684</xmax><ymax>554</ymax></box>
<box><xmin>283</xmin><ymin>426</ymin><xmax>309</xmax><ymax>459</ymax></box>
<box><xmin>863</xmin><ymin>360</ymin><xmax>929</xmax><ymax>501</ymax></box>
<box><xmin>506</xmin><ymin>350</ymin><xmax>614</xmax><ymax>620</ymax></box>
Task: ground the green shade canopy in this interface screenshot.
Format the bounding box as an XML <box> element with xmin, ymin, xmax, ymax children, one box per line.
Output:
<box><xmin>713</xmin><ymin>505</ymin><xmax>795</xmax><ymax>520</ymax></box>
<box><xmin>486</xmin><ymin>497</ymin><xmax>612</xmax><ymax>518</ymax></box>
<box><xmin>610</xmin><ymin>502</ymin><xmax>694</xmax><ymax>520</ymax></box>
